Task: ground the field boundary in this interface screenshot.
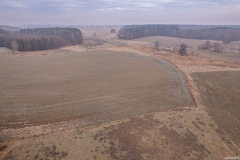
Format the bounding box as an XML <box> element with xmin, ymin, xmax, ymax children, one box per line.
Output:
<box><xmin>125</xmin><ymin>47</ymin><xmax>197</xmax><ymax>107</ymax></box>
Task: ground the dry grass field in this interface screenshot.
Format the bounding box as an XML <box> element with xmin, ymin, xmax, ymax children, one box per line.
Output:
<box><xmin>3</xmin><ymin>109</ymin><xmax>239</xmax><ymax>160</ymax></box>
<box><xmin>191</xmin><ymin>71</ymin><xmax>240</xmax><ymax>148</ymax></box>
<box><xmin>1</xmin><ymin>27</ymin><xmax>240</xmax><ymax>159</ymax></box>
<box><xmin>134</xmin><ymin>36</ymin><xmax>206</xmax><ymax>50</ymax></box>
<box><xmin>129</xmin><ymin>46</ymin><xmax>240</xmax><ymax>69</ymax></box>
<box><xmin>134</xmin><ymin>35</ymin><xmax>240</xmax><ymax>52</ymax></box>
<box><xmin>134</xmin><ymin>36</ymin><xmax>240</xmax><ymax>62</ymax></box>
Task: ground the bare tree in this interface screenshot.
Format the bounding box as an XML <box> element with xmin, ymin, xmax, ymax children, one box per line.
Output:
<box><xmin>198</xmin><ymin>40</ymin><xmax>212</xmax><ymax>50</ymax></box>
<box><xmin>213</xmin><ymin>42</ymin><xmax>223</xmax><ymax>52</ymax></box>
<box><xmin>11</xmin><ymin>40</ymin><xmax>19</xmax><ymax>54</ymax></box>
<box><xmin>179</xmin><ymin>44</ymin><xmax>187</xmax><ymax>56</ymax></box>
<box><xmin>223</xmin><ymin>35</ymin><xmax>231</xmax><ymax>44</ymax></box>
<box><xmin>222</xmin><ymin>36</ymin><xmax>231</xmax><ymax>53</ymax></box>
<box><xmin>93</xmin><ymin>32</ymin><xmax>97</xmax><ymax>37</ymax></box>
<box><xmin>154</xmin><ymin>41</ymin><xmax>160</xmax><ymax>50</ymax></box>
<box><xmin>111</xmin><ymin>29</ymin><xmax>116</xmax><ymax>33</ymax></box>
<box><xmin>71</xmin><ymin>33</ymin><xmax>75</xmax><ymax>44</ymax></box>
<box><xmin>204</xmin><ymin>40</ymin><xmax>211</xmax><ymax>50</ymax></box>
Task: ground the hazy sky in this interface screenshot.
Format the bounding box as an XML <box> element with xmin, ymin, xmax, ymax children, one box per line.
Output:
<box><xmin>0</xmin><ymin>0</ymin><xmax>240</xmax><ymax>26</ymax></box>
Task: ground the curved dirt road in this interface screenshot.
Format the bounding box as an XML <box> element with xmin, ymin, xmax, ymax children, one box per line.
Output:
<box><xmin>0</xmin><ymin>49</ymin><xmax>193</xmax><ymax>130</ymax></box>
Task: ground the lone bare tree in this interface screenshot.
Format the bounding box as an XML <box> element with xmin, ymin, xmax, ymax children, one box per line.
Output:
<box><xmin>223</xmin><ymin>35</ymin><xmax>231</xmax><ymax>53</ymax></box>
<box><xmin>154</xmin><ymin>41</ymin><xmax>160</xmax><ymax>50</ymax></box>
<box><xmin>11</xmin><ymin>40</ymin><xmax>19</xmax><ymax>54</ymax></box>
<box><xmin>111</xmin><ymin>29</ymin><xmax>116</xmax><ymax>33</ymax></box>
<box><xmin>179</xmin><ymin>44</ymin><xmax>187</xmax><ymax>56</ymax></box>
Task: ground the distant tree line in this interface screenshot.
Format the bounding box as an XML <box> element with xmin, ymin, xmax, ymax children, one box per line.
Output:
<box><xmin>118</xmin><ymin>25</ymin><xmax>179</xmax><ymax>40</ymax></box>
<box><xmin>118</xmin><ymin>25</ymin><xmax>240</xmax><ymax>42</ymax></box>
<box><xmin>0</xmin><ymin>29</ymin><xmax>7</xmax><ymax>47</ymax></box>
<box><xmin>0</xmin><ymin>28</ymin><xmax>83</xmax><ymax>52</ymax></box>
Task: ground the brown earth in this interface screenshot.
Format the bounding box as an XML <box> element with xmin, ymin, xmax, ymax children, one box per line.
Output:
<box><xmin>1</xmin><ymin>28</ymin><xmax>240</xmax><ymax>159</ymax></box>
<box><xmin>0</xmin><ymin>46</ymin><xmax>195</xmax><ymax>159</ymax></box>
<box><xmin>2</xmin><ymin>109</ymin><xmax>239</xmax><ymax>160</ymax></box>
<box><xmin>0</xmin><ymin>49</ymin><xmax>192</xmax><ymax>130</ymax></box>
<box><xmin>191</xmin><ymin>71</ymin><xmax>240</xmax><ymax>148</ymax></box>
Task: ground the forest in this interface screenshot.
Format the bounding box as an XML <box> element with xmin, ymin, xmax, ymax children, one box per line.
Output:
<box><xmin>0</xmin><ymin>29</ymin><xmax>7</xmax><ymax>47</ymax></box>
<box><xmin>118</xmin><ymin>25</ymin><xmax>240</xmax><ymax>43</ymax></box>
<box><xmin>0</xmin><ymin>28</ymin><xmax>83</xmax><ymax>52</ymax></box>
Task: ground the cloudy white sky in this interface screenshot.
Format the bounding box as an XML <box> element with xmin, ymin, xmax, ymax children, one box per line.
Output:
<box><xmin>0</xmin><ymin>0</ymin><xmax>240</xmax><ymax>26</ymax></box>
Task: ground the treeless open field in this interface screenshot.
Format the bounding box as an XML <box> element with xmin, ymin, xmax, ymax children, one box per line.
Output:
<box><xmin>191</xmin><ymin>71</ymin><xmax>240</xmax><ymax>148</ymax></box>
<box><xmin>3</xmin><ymin>109</ymin><xmax>239</xmax><ymax>160</ymax></box>
<box><xmin>0</xmin><ymin>48</ymin><xmax>192</xmax><ymax>130</ymax></box>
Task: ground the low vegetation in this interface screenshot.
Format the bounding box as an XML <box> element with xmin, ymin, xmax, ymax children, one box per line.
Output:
<box><xmin>198</xmin><ymin>40</ymin><xmax>224</xmax><ymax>52</ymax></box>
<box><xmin>129</xmin><ymin>45</ymin><xmax>240</xmax><ymax>68</ymax></box>
<box><xmin>3</xmin><ymin>109</ymin><xmax>238</xmax><ymax>160</ymax></box>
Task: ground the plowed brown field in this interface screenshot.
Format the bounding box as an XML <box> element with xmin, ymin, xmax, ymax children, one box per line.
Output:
<box><xmin>0</xmin><ymin>49</ymin><xmax>193</xmax><ymax>130</ymax></box>
<box><xmin>191</xmin><ymin>71</ymin><xmax>240</xmax><ymax>148</ymax></box>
